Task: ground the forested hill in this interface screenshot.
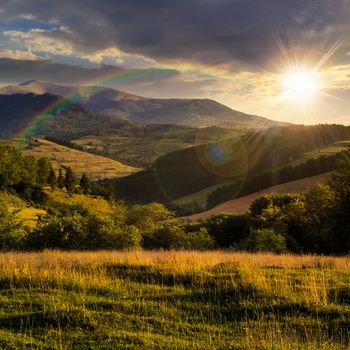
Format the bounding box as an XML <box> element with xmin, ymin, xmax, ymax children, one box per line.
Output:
<box><xmin>0</xmin><ymin>93</ymin><xmax>63</xmax><ymax>138</ymax></box>
<box><xmin>0</xmin><ymin>80</ymin><xmax>285</xmax><ymax>128</ymax></box>
<box><xmin>113</xmin><ymin>124</ymin><xmax>350</xmax><ymax>204</ymax></box>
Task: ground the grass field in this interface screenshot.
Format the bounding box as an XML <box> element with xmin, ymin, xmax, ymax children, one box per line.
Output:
<box><xmin>22</xmin><ymin>138</ymin><xmax>139</xmax><ymax>180</ymax></box>
<box><xmin>45</xmin><ymin>189</ymin><xmax>115</xmax><ymax>215</ymax></box>
<box><xmin>183</xmin><ymin>172</ymin><xmax>332</xmax><ymax>222</ymax></box>
<box><xmin>0</xmin><ymin>191</ymin><xmax>46</xmax><ymax>228</ymax></box>
<box><xmin>72</xmin><ymin>134</ymin><xmax>194</xmax><ymax>168</ymax></box>
<box><xmin>0</xmin><ymin>250</ymin><xmax>349</xmax><ymax>349</ymax></box>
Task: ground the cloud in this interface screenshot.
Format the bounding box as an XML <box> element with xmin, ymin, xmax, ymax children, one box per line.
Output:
<box><xmin>3</xmin><ymin>28</ymin><xmax>127</xmax><ymax>65</ymax></box>
<box><xmin>0</xmin><ymin>58</ymin><xmax>179</xmax><ymax>87</ymax></box>
<box><xmin>0</xmin><ymin>48</ymin><xmax>41</xmax><ymax>60</ymax></box>
<box><xmin>1</xmin><ymin>0</ymin><xmax>350</xmax><ymax>72</ymax></box>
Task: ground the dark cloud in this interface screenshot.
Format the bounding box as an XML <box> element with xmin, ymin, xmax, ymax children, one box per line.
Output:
<box><xmin>1</xmin><ymin>0</ymin><xmax>350</xmax><ymax>71</ymax></box>
<box><xmin>0</xmin><ymin>58</ymin><xmax>179</xmax><ymax>87</ymax></box>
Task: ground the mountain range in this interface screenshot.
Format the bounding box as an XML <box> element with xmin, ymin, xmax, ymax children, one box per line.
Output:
<box><xmin>0</xmin><ymin>80</ymin><xmax>286</xmax><ymax>130</ymax></box>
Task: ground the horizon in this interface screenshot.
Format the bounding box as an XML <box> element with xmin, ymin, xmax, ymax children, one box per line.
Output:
<box><xmin>1</xmin><ymin>78</ymin><xmax>350</xmax><ymax>127</ymax></box>
<box><xmin>1</xmin><ymin>1</ymin><xmax>350</xmax><ymax>125</ymax></box>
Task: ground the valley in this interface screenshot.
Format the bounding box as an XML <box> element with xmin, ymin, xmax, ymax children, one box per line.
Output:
<box><xmin>1</xmin><ymin>2</ymin><xmax>350</xmax><ymax>349</ymax></box>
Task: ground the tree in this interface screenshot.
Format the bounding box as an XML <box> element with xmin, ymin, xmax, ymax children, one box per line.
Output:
<box><xmin>206</xmin><ymin>213</ymin><xmax>251</xmax><ymax>248</ymax></box>
<box><xmin>36</xmin><ymin>157</ymin><xmax>53</xmax><ymax>185</ymax></box>
<box><xmin>328</xmin><ymin>151</ymin><xmax>350</xmax><ymax>253</ymax></box>
<box><xmin>64</xmin><ymin>167</ymin><xmax>75</xmax><ymax>193</ymax></box>
<box><xmin>303</xmin><ymin>184</ymin><xmax>336</xmax><ymax>253</ymax></box>
<box><xmin>241</xmin><ymin>228</ymin><xmax>286</xmax><ymax>253</ymax></box>
<box><xmin>0</xmin><ymin>203</ymin><xmax>26</xmax><ymax>250</ymax></box>
<box><xmin>57</xmin><ymin>169</ymin><xmax>64</xmax><ymax>189</ymax></box>
<box><xmin>47</xmin><ymin>168</ymin><xmax>57</xmax><ymax>190</ymax></box>
<box><xmin>79</xmin><ymin>173</ymin><xmax>90</xmax><ymax>194</ymax></box>
<box><xmin>126</xmin><ymin>203</ymin><xmax>174</xmax><ymax>234</ymax></box>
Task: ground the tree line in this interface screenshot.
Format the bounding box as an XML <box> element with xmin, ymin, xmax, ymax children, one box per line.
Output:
<box><xmin>1</xmin><ymin>143</ymin><xmax>350</xmax><ymax>254</ymax></box>
<box><xmin>199</xmin><ymin>151</ymin><xmax>350</xmax><ymax>254</ymax></box>
<box><xmin>114</xmin><ymin>124</ymin><xmax>350</xmax><ymax>204</ymax></box>
<box><xmin>207</xmin><ymin>152</ymin><xmax>342</xmax><ymax>209</ymax></box>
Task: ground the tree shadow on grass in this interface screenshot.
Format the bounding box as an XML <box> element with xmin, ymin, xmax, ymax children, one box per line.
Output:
<box><xmin>0</xmin><ymin>310</ymin><xmax>95</xmax><ymax>331</ymax></box>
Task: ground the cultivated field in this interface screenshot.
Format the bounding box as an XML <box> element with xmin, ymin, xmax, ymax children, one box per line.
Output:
<box><xmin>184</xmin><ymin>172</ymin><xmax>332</xmax><ymax>222</ymax></box>
<box><xmin>23</xmin><ymin>138</ymin><xmax>139</xmax><ymax>180</ymax></box>
<box><xmin>0</xmin><ymin>250</ymin><xmax>349</xmax><ymax>349</ymax></box>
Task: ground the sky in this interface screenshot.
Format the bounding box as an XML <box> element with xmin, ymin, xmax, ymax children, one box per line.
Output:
<box><xmin>1</xmin><ymin>0</ymin><xmax>350</xmax><ymax>124</ymax></box>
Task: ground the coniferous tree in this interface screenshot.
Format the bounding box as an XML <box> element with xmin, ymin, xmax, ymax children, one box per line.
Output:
<box><xmin>64</xmin><ymin>167</ymin><xmax>76</xmax><ymax>193</ymax></box>
<box><xmin>57</xmin><ymin>169</ymin><xmax>64</xmax><ymax>189</ymax></box>
<box><xmin>80</xmin><ymin>173</ymin><xmax>90</xmax><ymax>194</ymax></box>
<box><xmin>47</xmin><ymin>168</ymin><xmax>57</xmax><ymax>190</ymax></box>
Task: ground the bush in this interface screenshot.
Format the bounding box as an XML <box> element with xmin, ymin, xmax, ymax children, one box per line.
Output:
<box><xmin>206</xmin><ymin>213</ymin><xmax>251</xmax><ymax>248</ymax></box>
<box><xmin>142</xmin><ymin>222</ymin><xmax>184</xmax><ymax>249</ymax></box>
<box><xmin>144</xmin><ymin>223</ymin><xmax>214</xmax><ymax>250</ymax></box>
<box><xmin>28</xmin><ymin>213</ymin><xmax>141</xmax><ymax>250</ymax></box>
<box><xmin>241</xmin><ymin>228</ymin><xmax>286</xmax><ymax>253</ymax></box>
<box><xmin>180</xmin><ymin>228</ymin><xmax>214</xmax><ymax>250</ymax></box>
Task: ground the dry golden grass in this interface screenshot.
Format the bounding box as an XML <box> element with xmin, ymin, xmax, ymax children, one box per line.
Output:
<box><xmin>45</xmin><ymin>189</ymin><xmax>115</xmax><ymax>215</ymax></box>
<box><xmin>0</xmin><ymin>250</ymin><xmax>349</xmax><ymax>349</ymax></box>
<box><xmin>23</xmin><ymin>138</ymin><xmax>139</xmax><ymax>180</ymax></box>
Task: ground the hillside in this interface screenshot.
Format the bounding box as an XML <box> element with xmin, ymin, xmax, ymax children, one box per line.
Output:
<box><xmin>174</xmin><ymin>140</ymin><xmax>350</xmax><ymax>208</ymax></box>
<box><xmin>0</xmin><ymin>93</ymin><xmax>62</xmax><ymax>137</ymax></box>
<box><xmin>183</xmin><ymin>172</ymin><xmax>332</xmax><ymax>221</ymax></box>
<box><xmin>22</xmin><ymin>138</ymin><xmax>139</xmax><ymax>180</ymax></box>
<box><xmin>113</xmin><ymin>125</ymin><xmax>350</xmax><ymax>204</ymax></box>
<box><xmin>0</xmin><ymin>80</ymin><xmax>283</xmax><ymax>128</ymax></box>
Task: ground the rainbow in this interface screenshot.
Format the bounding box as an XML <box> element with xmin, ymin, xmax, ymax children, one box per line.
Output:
<box><xmin>16</xmin><ymin>67</ymin><xmax>173</xmax><ymax>142</ymax></box>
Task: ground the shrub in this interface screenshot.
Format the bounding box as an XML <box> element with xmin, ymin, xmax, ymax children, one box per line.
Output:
<box><xmin>206</xmin><ymin>213</ymin><xmax>251</xmax><ymax>248</ymax></box>
<box><xmin>180</xmin><ymin>228</ymin><xmax>214</xmax><ymax>250</ymax></box>
<box><xmin>241</xmin><ymin>228</ymin><xmax>286</xmax><ymax>253</ymax></box>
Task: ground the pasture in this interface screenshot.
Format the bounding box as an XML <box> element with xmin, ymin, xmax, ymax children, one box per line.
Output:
<box><xmin>0</xmin><ymin>251</ymin><xmax>349</xmax><ymax>349</ymax></box>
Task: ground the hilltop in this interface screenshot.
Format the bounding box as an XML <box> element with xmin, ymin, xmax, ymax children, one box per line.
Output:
<box><xmin>0</xmin><ymin>80</ymin><xmax>285</xmax><ymax>128</ymax></box>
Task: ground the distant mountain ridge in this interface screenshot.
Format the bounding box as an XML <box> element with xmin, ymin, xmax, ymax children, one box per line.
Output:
<box><xmin>0</xmin><ymin>93</ymin><xmax>62</xmax><ymax>138</ymax></box>
<box><xmin>0</xmin><ymin>80</ymin><xmax>286</xmax><ymax>128</ymax></box>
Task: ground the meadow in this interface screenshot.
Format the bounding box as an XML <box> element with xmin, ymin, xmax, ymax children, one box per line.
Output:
<box><xmin>0</xmin><ymin>251</ymin><xmax>349</xmax><ymax>349</ymax></box>
<box><xmin>22</xmin><ymin>139</ymin><xmax>139</xmax><ymax>181</ymax></box>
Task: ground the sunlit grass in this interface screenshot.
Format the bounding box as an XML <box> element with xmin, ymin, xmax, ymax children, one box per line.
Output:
<box><xmin>0</xmin><ymin>251</ymin><xmax>349</xmax><ymax>349</ymax></box>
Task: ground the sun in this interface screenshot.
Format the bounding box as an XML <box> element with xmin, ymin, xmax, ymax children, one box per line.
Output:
<box><xmin>281</xmin><ymin>70</ymin><xmax>318</xmax><ymax>103</ymax></box>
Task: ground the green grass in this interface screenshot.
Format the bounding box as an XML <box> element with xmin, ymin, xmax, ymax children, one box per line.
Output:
<box><xmin>0</xmin><ymin>251</ymin><xmax>349</xmax><ymax>349</ymax></box>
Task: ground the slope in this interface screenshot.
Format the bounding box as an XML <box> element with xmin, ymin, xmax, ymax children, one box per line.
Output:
<box><xmin>0</xmin><ymin>93</ymin><xmax>62</xmax><ymax>137</ymax></box>
<box><xmin>0</xmin><ymin>80</ymin><xmax>284</xmax><ymax>128</ymax></box>
<box><xmin>22</xmin><ymin>138</ymin><xmax>139</xmax><ymax>180</ymax></box>
<box><xmin>183</xmin><ymin>172</ymin><xmax>332</xmax><ymax>221</ymax></box>
<box><xmin>113</xmin><ymin>125</ymin><xmax>350</xmax><ymax>204</ymax></box>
